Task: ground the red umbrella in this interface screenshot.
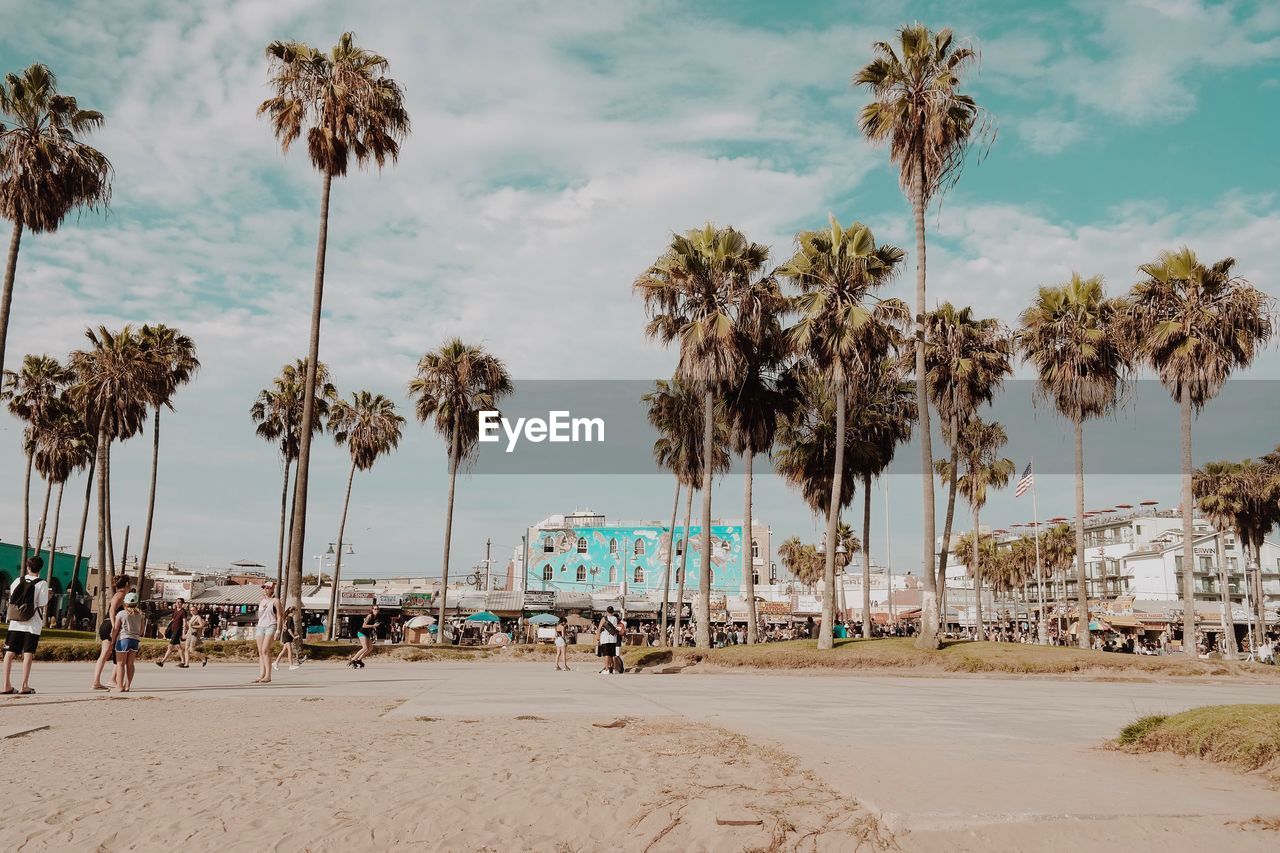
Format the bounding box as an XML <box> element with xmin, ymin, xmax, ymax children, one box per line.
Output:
<box><xmin>1116</xmin><ymin>503</ymin><xmax>1134</xmax><ymax>509</ymax></box>
<box><xmin>1140</xmin><ymin>500</ymin><xmax>1158</xmax><ymax>507</ymax></box>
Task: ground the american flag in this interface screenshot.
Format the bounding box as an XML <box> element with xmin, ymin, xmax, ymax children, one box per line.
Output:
<box><xmin>1015</xmin><ymin>462</ymin><xmax>1034</xmax><ymax>498</ymax></box>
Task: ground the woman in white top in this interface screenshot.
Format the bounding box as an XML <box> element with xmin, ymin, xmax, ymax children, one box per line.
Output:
<box><xmin>554</xmin><ymin>617</ymin><xmax>570</xmax><ymax>672</ymax></box>
<box><xmin>112</xmin><ymin>593</ymin><xmax>145</xmax><ymax>692</ymax></box>
<box><xmin>185</xmin><ymin>607</ymin><xmax>207</xmax><ymax>667</ymax></box>
<box><xmin>253</xmin><ymin>583</ymin><xmax>283</xmax><ymax>684</ymax></box>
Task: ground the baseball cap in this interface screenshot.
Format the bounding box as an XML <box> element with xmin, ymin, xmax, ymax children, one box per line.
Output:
<box><xmin>124</xmin><ymin>592</ymin><xmax>139</xmax><ymax>604</ymax></box>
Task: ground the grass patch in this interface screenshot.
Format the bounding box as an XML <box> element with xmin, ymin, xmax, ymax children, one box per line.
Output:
<box><xmin>1111</xmin><ymin>705</ymin><xmax>1280</xmax><ymax>780</ymax></box>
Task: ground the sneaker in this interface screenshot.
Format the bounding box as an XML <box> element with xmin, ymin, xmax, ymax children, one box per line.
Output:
<box><xmin>156</xmin><ymin>661</ymin><xmax>164</xmax><ymax>668</ymax></box>
<box><xmin>272</xmin><ymin>662</ymin><xmax>279</xmax><ymax>671</ymax></box>
<box><xmin>289</xmin><ymin>664</ymin><xmax>301</xmax><ymax>671</ymax></box>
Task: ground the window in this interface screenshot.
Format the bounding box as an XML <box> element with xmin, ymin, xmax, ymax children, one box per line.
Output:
<box><xmin>576</xmin><ymin>537</ymin><xmax>588</xmax><ymax>554</ymax></box>
<box><xmin>751</xmin><ymin>539</ymin><xmax>760</xmax><ymax>560</ymax></box>
<box><xmin>752</xmin><ymin>570</ymin><xmax>759</xmax><ymax>585</ymax></box>
<box><xmin>1199</xmin><ymin>556</ymin><xmax>1213</xmax><ymax>571</ymax></box>
<box><xmin>608</xmin><ymin>566</ymin><xmax>616</xmax><ymax>583</ymax></box>
<box><xmin>675</xmin><ymin>568</ymin><xmax>683</xmax><ymax>583</ymax></box>
<box><xmin>609</xmin><ymin>538</ymin><xmax>617</xmax><ymax>555</ymax></box>
<box><xmin>634</xmin><ymin>566</ymin><xmax>644</xmax><ymax>583</ymax></box>
<box><xmin>675</xmin><ymin>538</ymin><xmax>683</xmax><ymax>556</ymax></box>
<box><xmin>634</xmin><ymin>540</ymin><xmax>645</xmax><ymax>556</ymax></box>
<box><xmin>542</xmin><ymin>565</ymin><xmax>552</xmax><ymax>581</ymax></box>
<box><xmin>576</xmin><ymin>565</ymin><xmax>586</xmax><ymax>582</ymax></box>
<box><xmin>543</xmin><ymin>536</ymin><xmax>553</xmax><ymax>554</ymax></box>
<box><xmin>1229</xmin><ymin>557</ymin><xmax>1239</xmax><ymax>571</ymax></box>
<box><xmin>1135</xmin><ymin>525</ymin><xmax>1142</xmax><ymax>535</ymax></box>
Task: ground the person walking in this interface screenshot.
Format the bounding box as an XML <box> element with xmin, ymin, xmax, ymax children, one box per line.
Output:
<box><xmin>185</xmin><ymin>606</ymin><xmax>208</xmax><ymax>667</ymax></box>
<box><xmin>253</xmin><ymin>582</ymin><xmax>283</xmax><ymax>684</ymax></box>
<box><xmin>596</xmin><ymin>606</ymin><xmax>621</xmax><ymax>675</ymax></box>
<box><xmin>3</xmin><ymin>557</ymin><xmax>49</xmax><ymax>695</ymax></box>
<box><xmin>349</xmin><ymin>605</ymin><xmax>378</xmax><ymax>668</ymax></box>
<box><xmin>111</xmin><ymin>592</ymin><xmax>145</xmax><ymax>692</ymax></box>
<box><xmin>91</xmin><ymin>575</ymin><xmax>131</xmax><ymax>691</ymax></box>
<box><xmin>273</xmin><ymin>607</ymin><xmax>303</xmax><ymax>671</ymax></box>
<box><xmin>157</xmin><ymin>599</ymin><xmax>189</xmax><ymax>668</ymax></box>
<box><xmin>554</xmin><ymin>617</ymin><xmax>570</xmax><ymax>671</ymax></box>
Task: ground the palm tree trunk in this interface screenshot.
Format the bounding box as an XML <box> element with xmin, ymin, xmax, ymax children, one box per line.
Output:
<box><xmin>34</xmin><ymin>474</ymin><xmax>52</xmax><ymax>564</ymax></box>
<box><xmin>0</xmin><ymin>220</ymin><xmax>22</xmax><ymax>379</ymax></box>
<box><xmin>819</xmin><ymin>385</ymin><xmax>846</xmax><ymax>650</ymax></box>
<box><xmin>973</xmin><ymin>501</ymin><xmax>983</xmax><ymax>636</ymax></box>
<box><xmin>659</xmin><ymin>479</ymin><xmax>680</xmax><ymax>647</ymax></box>
<box><xmin>1178</xmin><ymin>386</ymin><xmax>1196</xmax><ymax>655</ymax></box>
<box><xmin>105</xmin><ymin>440</ymin><xmax>116</xmax><ymax>575</ymax></box>
<box><xmin>674</xmin><ymin>486</ymin><xmax>694</xmax><ymax>646</ymax></box>
<box><xmin>137</xmin><ymin>407</ymin><xmax>161</xmax><ymax>608</ymax></box>
<box><xmin>937</xmin><ymin>430</ymin><xmax>960</xmax><ymax>625</ymax></box>
<box><xmin>1252</xmin><ymin>542</ymin><xmax>1266</xmax><ymax>650</ymax></box>
<box><xmin>284</xmin><ymin>463</ymin><xmax>299</xmax><ymax>589</ymax></box>
<box><xmin>276</xmin><ymin>456</ymin><xmax>292</xmax><ymax>590</ymax></box>
<box><xmin>913</xmin><ymin>160</ymin><xmax>940</xmax><ymax>650</ymax></box>
<box><xmin>1074</xmin><ymin>416</ymin><xmax>1090</xmax><ymax>649</ymax></box>
<box><xmin>1214</xmin><ymin>529</ymin><xmax>1236</xmax><ymax>660</ymax></box>
<box><xmin>696</xmin><ymin>389</ymin><xmax>714</xmax><ymax>649</ymax></box>
<box><xmin>46</xmin><ymin>481</ymin><xmax>64</xmax><ymax>605</ymax></box>
<box><xmin>436</xmin><ymin>427</ymin><xmax>460</xmax><ymax>643</ymax></box>
<box><xmin>862</xmin><ymin>472</ymin><xmax>873</xmax><ymax>639</ymax></box>
<box><xmin>94</xmin><ymin>426</ymin><xmax>109</xmax><ymax>623</ymax></box>
<box><xmin>285</xmin><ymin>170</ymin><xmax>334</xmax><ymax>646</ymax></box>
<box><xmin>65</xmin><ymin>457</ymin><xmax>95</xmax><ymax>622</ymax></box>
<box><xmin>328</xmin><ymin>459</ymin><xmax>357</xmax><ymax>641</ymax></box>
<box><xmin>21</xmin><ymin>449</ymin><xmax>33</xmax><ymax>561</ymax></box>
<box><xmin>743</xmin><ymin>450</ymin><xmax>758</xmax><ymax>644</ymax></box>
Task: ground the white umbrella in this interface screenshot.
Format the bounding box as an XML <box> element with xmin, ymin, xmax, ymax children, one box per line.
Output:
<box><xmin>405</xmin><ymin>615</ymin><xmax>436</xmax><ymax>629</ymax></box>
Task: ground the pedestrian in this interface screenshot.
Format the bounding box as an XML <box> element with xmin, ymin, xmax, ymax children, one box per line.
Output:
<box><xmin>273</xmin><ymin>607</ymin><xmax>302</xmax><ymax>671</ymax></box>
<box><xmin>3</xmin><ymin>557</ymin><xmax>49</xmax><ymax>695</ymax></box>
<box><xmin>92</xmin><ymin>575</ymin><xmax>131</xmax><ymax>691</ymax></box>
<box><xmin>253</xmin><ymin>582</ymin><xmax>283</xmax><ymax>684</ymax></box>
<box><xmin>112</xmin><ymin>592</ymin><xmax>145</xmax><ymax>692</ymax></box>
<box><xmin>157</xmin><ymin>599</ymin><xmax>188</xmax><ymax>667</ymax></box>
<box><xmin>554</xmin><ymin>616</ymin><xmax>570</xmax><ymax>671</ymax></box>
<box><xmin>185</xmin><ymin>607</ymin><xmax>208</xmax><ymax>667</ymax></box>
<box><xmin>349</xmin><ymin>605</ymin><xmax>378</xmax><ymax>668</ymax></box>
<box><xmin>596</xmin><ymin>606</ymin><xmax>621</xmax><ymax>675</ymax></box>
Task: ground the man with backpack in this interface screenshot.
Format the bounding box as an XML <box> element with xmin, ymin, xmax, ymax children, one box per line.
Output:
<box><xmin>4</xmin><ymin>556</ymin><xmax>49</xmax><ymax>695</ymax></box>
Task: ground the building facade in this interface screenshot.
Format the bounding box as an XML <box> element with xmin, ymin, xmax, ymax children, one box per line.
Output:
<box><xmin>522</xmin><ymin>509</ymin><xmax>770</xmax><ymax>598</ymax></box>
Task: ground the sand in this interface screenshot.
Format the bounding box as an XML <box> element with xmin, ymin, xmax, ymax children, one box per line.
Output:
<box><xmin>2</xmin><ymin>695</ymin><xmax>893</xmax><ymax>852</ymax></box>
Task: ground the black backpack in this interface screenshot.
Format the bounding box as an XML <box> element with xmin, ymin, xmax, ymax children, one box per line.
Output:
<box><xmin>7</xmin><ymin>577</ymin><xmax>40</xmax><ymax>622</ymax></box>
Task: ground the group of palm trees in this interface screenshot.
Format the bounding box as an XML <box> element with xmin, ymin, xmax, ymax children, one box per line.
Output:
<box><xmin>635</xmin><ymin>25</ymin><xmax>1273</xmax><ymax>655</ymax></box>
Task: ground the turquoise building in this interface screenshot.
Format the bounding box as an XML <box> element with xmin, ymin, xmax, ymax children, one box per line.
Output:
<box><xmin>1</xmin><ymin>541</ymin><xmax>86</xmax><ymax>602</ymax></box>
<box><xmin>524</xmin><ymin>509</ymin><xmax>770</xmax><ymax>596</ymax></box>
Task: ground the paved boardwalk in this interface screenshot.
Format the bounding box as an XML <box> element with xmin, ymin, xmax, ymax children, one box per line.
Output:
<box><xmin>7</xmin><ymin>661</ymin><xmax>1278</xmax><ymax>845</ymax></box>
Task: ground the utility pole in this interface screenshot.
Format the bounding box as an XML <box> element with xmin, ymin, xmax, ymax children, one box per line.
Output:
<box><xmin>484</xmin><ymin>537</ymin><xmax>492</xmax><ymax>591</ymax></box>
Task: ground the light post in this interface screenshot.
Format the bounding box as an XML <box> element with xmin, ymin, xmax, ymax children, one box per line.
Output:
<box><xmin>326</xmin><ymin>541</ymin><xmax>354</xmax><ymax>641</ymax></box>
<box><xmin>835</xmin><ymin>540</ymin><xmax>848</xmax><ymax>626</ymax></box>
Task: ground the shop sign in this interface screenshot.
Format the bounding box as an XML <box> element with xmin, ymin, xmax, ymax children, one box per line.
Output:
<box><xmin>523</xmin><ymin>590</ymin><xmax>555</xmax><ymax>610</ymax></box>
<box><xmin>401</xmin><ymin>592</ymin><xmax>433</xmax><ymax>611</ymax></box>
<box><xmin>375</xmin><ymin>593</ymin><xmax>402</xmax><ymax>607</ymax></box>
<box><xmin>339</xmin><ymin>589</ymin><xmax>376</xmax><ymax>607</ymax></box>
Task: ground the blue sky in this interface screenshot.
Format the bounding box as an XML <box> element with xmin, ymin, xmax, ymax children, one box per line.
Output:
<box><xmin>2</xmin><ymin>0</ymin><xmax>1278</xmax><ymax>580</ymax></box>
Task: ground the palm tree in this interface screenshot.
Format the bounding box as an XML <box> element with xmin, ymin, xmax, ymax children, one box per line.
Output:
<box><xmin>325</xmin><ymin>391</ymin><xmax>403</xmax><ymax>640</ymax></box>
<box><xmin>0</xmin><ymin>64</ymin><xmax>112</xmax><ymax>378</ymax></box>
<box><xmin>1020</xmin><ymin>273</ymin><xmax>1130</xmax><ymax>648</ymax></box>
<box><xmin>917</xmin><ymin>304</ymin><xmax>1011</xmax><ymax>623</ymax></box>
<box><xmin>779</xmin><ymin>536</ymin><xmax>823</xmax><ymax>590</ymax></box>
<box><xmin>779</xmin><ymin>216</ymin><xmax>906</xmax><ymax>649</ymax></box>
<box><xmin>3</xmin><ymin>353</ymin><xmax>72</xmax><ymax>559</ymax></box>
<box><xmin>260</xmin><ymin>32</ymin><xmax>410</xmax><ymax>623</ymax></box>
<box><xmin>1121</xmin><ymin>250</ymin><xmax>1272</xmax><ymax>654</ymax></box>
<box><xmin>724</xmin><ymin>274</ymin><xmax>794</xmax><ymax>642</ymax></box>
<box><xmin>938</xmin><ymin>419</ymin><xmax>1014</xmax><ymax>633</ymax></box>
<box><xmin>408</xmin><ymin>340</ymin><xmax>511</xmax><ymax>642</ymax></box>
<box><xmin>134</xmin><ymin>324</ymin><xmax>198</xmax><ymax>602</ymax></box>
<box><xmin>32</xmin><ymin>399</ymin><xmax>93</xmax><ymax>588</ymax></box>
<box><xmin>251</xmin><ymin>358</ymin><xmax>338</xmax><ymax>588</ymax></box>
<box><xmin>1192</xmin><ymin>460</ymin><xmax>1243</xmax><ymax>659</ymax></box>
<box><xmin>635</xmin><ymin>224</ymin><xmax>769</xmax><ymax>648</ymax></box>
<box><xmin>1224</xmin><ymin>456</ymin><xmax>1280</xmax><ymax>649</ymax></box>
<box><xmin>856</xmin><ymin>25</ymin><xmax>989</xmax><ymax>650</ymax></box>
<box><xmin>68</xmin><ymin>325</ymin><xmax>151</xmax><ymax>618</ymax></box>
<box><xmin>953</xmin><ymin>528</ymin><xmax>999</xmax><ymax>633</ymax></box>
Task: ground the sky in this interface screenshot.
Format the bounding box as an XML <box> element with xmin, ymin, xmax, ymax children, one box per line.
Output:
<box><xmin>1</xmin><ymin>0</ymin><xmax>1278</xmax><ymax>583</ymax></box>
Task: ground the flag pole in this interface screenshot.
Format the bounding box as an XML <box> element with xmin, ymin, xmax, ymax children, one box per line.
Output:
<box><xmin>1031</xmin><ymin>459</ymin><xmax>1048</xmax><ymax>644</ymax></box>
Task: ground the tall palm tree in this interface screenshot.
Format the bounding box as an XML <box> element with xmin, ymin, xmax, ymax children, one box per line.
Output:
<box><xmin>916</xmin><ymin>304</ymin><xmax>1011</xmax><ymax>622</ymax></box>
<box><xmin>724</xmin><ymin>274</ymin><xmax>794</xmax><ymax>642</ymax></box>
<box><xmin>134</xmin><ymin>324</ymin><xmax>198</xmax><ymax>601</ymax></box>
<box><xmin>1121</xmin><ymin>250</ymin><xmax>1272</xmax><ymax>654</ymax></box>
<box><xmin>408</xmin><ymin>340</ymin><xmax>511</xmax><ymax>642</ymax></box>
<box><xmin>953</xmin><ymin>528</ymin><xmax>998</xmax><ymax>633</ymax></box>
<box><xmin>779</xmin><ymin>536</ymin><xmax>823</xmax><ymax>590</ymax></box>
<box><xmin>325</xmin><ymin>391</ymin><xmax>404</xmax><ymax>640</ymax></box>
<box><xmin>1192</xmin><ymin>460</ymin><xmax>1243</xmax><ymax>659</ymax></box>
<box><xmin>32</xmin><ymin>399</ymin><xmax>93</xmax><ymax>588</ymax></box>
<box><xmin>68</xmin><ymin>325</ymin><xmax>151</xmax><ymax>618</ymax></box>
<box><xmin>260</xmin><ymin>32</ymin><xmax>410</xmax><ymax>623</ymax></box>
<box><xmin>779</xmin><ymin>217</ymin><xmax>906</xmax><ymax>649</ymax></box>
<box><xmin>251</xmin><ymin>358</ymin><xmax>338</xmax><ymax>588</ymax></box>
<box><xmin>3</xmin><ymin>353</ymin><xmax>71</xmax><ymax>559</ymax></box>
<box><xmin>938</xmin><ymin>419</ymin><xmax>1014</xmax><ymax>633</ymax></box>
<box><xmin>856</xmin><ymin>25</ymin><xmax>989</xmax><ymax>650</ymax></box>
<box><xmin>635</xmin><ymin>223</ymin><xmax>769</xmax><ymax>648</ymax></box>
<box><xmin>0</xmin><ymin>64</ymin><xmax>112</xmax><ymax>378</ymax></box>
<box><xmin>1020</xmin><ymin>273</ymin><xmax>1130</xmax><ymax>648</ymax></box>
<box><xmin>1224</xmin><ymin>456</ymin><xmax>1280</xmax><ymax>649</ymax></box>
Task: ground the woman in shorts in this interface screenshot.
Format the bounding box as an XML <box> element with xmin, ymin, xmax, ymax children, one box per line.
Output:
<box><xmin>185</xmin><ymin>606</ymin><xmax>208</xmax><ymax>667</ymax></box>
<box><xmin>112</xmin><ymin>593</ymin><xmax>144</xmax><ymax>692</ymax></box>
<box><xmin>253</xmin><ymin>582</ymin><xmax>283</xmax><ymax>684</ymax></box>
<box><xmin>554</xmin><ymin>617</ymin><xmax>570</xmax><ymax>671</ymax></box>
<box><xmin>348</xmin><ymin>605</ymin><xmax>378</xmax><ymax>668</ymax></box>
<box><xmin>92</xmin><ymin>576</ymin><xmax>131</xmax><ymax>691</ymax></box>
<box><xmin>273</xmin><ymin>606</ymin><xmax>303</xmax><ymax>671</ymax></box>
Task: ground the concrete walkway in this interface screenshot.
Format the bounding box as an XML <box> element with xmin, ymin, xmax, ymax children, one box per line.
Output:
<box><xmin>7</xmin><ymin>661</ymin><xmax>1278</xmax><ymax>839</ymax></box>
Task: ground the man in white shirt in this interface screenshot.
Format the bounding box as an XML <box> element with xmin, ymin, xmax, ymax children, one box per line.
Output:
<box><xmin>4</xmin><ymin>556</ymin><xmax>50</xmax><ymax>695</ymax></box>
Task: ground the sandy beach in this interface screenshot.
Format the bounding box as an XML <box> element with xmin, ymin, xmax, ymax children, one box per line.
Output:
<box><xmin>2</xmin><ymin>693</ymin><xmax>890</xmax><ymax>852</ymax></box>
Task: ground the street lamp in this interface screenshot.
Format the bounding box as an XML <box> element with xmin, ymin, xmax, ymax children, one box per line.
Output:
<box><xmin>835</xmin><ymin>541</ymin><xmax>848</xmax><ymax>623</ymax></box>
